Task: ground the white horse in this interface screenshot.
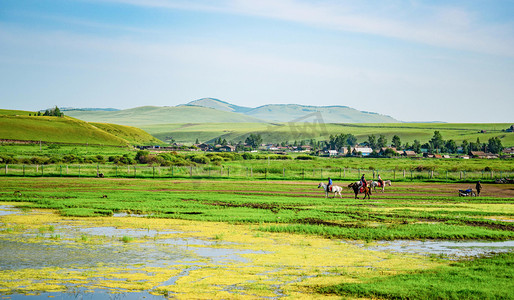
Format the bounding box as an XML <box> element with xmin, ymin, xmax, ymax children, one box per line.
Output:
<box><xmin>318</xmin><ymin>182</ymin><xmax>343</xmax><ymax>198</ymax></box>
<box><xmin>370</xmin><ymin>180</ymin><xmax>392</xmax><ymax>192</ymax></box>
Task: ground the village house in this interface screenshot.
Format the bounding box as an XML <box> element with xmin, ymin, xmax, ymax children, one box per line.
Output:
<box><xmin>402</xmin><ymin>150</ymin><xmax>417</xmax><ymax>157</ymax></box>
<box><xmin>218</xmin><ymin>145</ymin><xmax>235</xmax><ymax>152</ymax></box>
<box><xmin>353</xmin><ymin>147</ymin><xmax>373</xmax><ymax>156</ymax></box>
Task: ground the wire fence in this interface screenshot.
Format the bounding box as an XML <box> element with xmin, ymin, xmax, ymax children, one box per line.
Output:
<box><xmin>1</xmin><ymin>164</ymin><xmax>513</xmax><ymax>182</ymax></box>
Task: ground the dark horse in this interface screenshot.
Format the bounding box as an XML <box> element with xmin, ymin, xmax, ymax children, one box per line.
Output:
<box><xmin>348</xmin><ymin>182</ymin><xmax>372</xmax><ymax>199</ymax></box>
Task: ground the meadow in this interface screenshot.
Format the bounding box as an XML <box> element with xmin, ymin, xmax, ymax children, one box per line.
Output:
<box><xmin>141</xmin><ymin>122</ymin><xmax>514</xmax><ymax>145</ymax></box>
<box><xmin>0</xmin><ymin>176</ymin><xmax>513</xmax><ymax>298</ymax></box>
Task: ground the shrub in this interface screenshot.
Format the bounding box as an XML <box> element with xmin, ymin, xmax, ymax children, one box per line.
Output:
<box><xmin>295</xmin><ymin>155</ymin><xmax>314</xmax><ymax>160</ymax></box>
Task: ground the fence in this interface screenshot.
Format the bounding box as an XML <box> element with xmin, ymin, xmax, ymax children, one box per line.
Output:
<box><xmin>1</xmin><ymin>164</ymin><xmax>513</xmax><ymax>182</ymax></box>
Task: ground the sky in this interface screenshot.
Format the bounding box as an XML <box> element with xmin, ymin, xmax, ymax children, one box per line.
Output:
<box><xmin>0</xmin><ymin>0</ymin><xmax>513</xmax><ymax>123</ymax></box>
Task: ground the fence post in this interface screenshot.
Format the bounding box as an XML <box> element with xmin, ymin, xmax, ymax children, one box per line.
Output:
<box><xmin>23</xmin><ymin>165</ymin><xmax>25</xmax><ymax>177</ymax></box>
<box><xmin>116</xmin><ymin>166</ymin><xmax>118</xmax><ymax>177</ymax></box>
<box><xmin>321</xmin><ymin>169</ymin><xmax>323</xmax><ymax>179</ymax></box>
<box><xmin>5</xmin><ymin>164</ymin><xmax>7</xmax><ymax>175</ymax></box>
<box><xmin>134</xmin><ymin>166</ymin><xmax>137</xmax><ymax>178</ymax></box>
<box><xmin>283</xmin><ymin>168</ymin><xmax>285</xmax><ymax>178</ymax></box>
<box><xmin>265</xmin><ymin>168</ymin><xmax>267</xmax><ymax>179</ymax></box>
<box><xmin>228</xmin><ymin>167</ymin><xmax>230</xmax><ymax>177</ymax></box>
<box><xmin>78</xmin><ymin>165</ymin><xmax>80</xmax><ymax>177</ymax></box>
<box><xmin>302</xmin><ymin>168</ymin><xmax>305</xmax><ymax>180</ymax></box>
<box><xmin>41</xmin><ymin>165</ymin><xmax>44</xmax><ymax>177</ymax></box>
<box><xmin>393</xmin><ymin>170</ymin><xmax>396</xmax><ymax>180</ymax></box>
<box><xmin>344</xmin><ymin>168</ymin><xmax>346</xmax><ymax>178</ymax></box>
<box><xmin>251</xmin><ymin>167</ymin><xmax>253</xmax><ymax>177</ymax></box>
<box><xmin>97</xmin><ymin>165</ymin><xmax>99</xmax><ymax>177</ymax></box>
<box><xmin>60</xmin><ymin>165</ymin><xmax>62</xmax><ymax>177</ymax></box>
<box><xmin>190</xmin><ymin>166</ymin><xmax>192</xmax><ymax>177</ymax></box>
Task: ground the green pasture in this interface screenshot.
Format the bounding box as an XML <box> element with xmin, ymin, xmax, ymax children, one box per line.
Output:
<box><xmin>0</xmin><ymin>177</ymin><xmax>513</xmax><ymax>299</ymax></box>
<box><xmin>141</xmin><ymin>122</ymin><xmax>514</xmax><ymax>145</ymax></box>
<box><xmin>1</xmin><ymin>177</ymin><xmax>513</xmax><ymax>240</ymax></box>
<box><xmin>319</xmin><ymin>252</ymin><xmax>514</xmax><ymax>300</ymax></box>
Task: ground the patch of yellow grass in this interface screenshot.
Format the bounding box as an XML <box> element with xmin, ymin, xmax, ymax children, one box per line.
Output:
<box><xmin>0</xmin><ymin>206</ymin><xmax>445</xmax><ymax>298</ymax></box>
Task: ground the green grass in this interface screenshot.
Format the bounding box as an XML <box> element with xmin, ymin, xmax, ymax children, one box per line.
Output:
<box><xmin>318</xmin><ymin>252</ymin><xmax>514</xmax><ymax>300</ymax></box>
<box><xmin>140</xmin><ymin>122</ymin><xmax>514</xmax><ymax>145</ymax></box>
<box><xmin>1</xmin><ymin>177</ymin><xmax>512</xmax><ymax>241</ymax></box>
<box><xmin>0</xmin><ymin>115</ymin><xmax>129</xmax><ymax>146</ymax></box>
<box><xmin>65</xmin><ymin>105</ymin><xmax>266</xmax><ymax>125</ymax></box>
<box><xmin>0</xmin><ymin>110</ymin><xmax>163</xmax><ymax>146</ymax></box>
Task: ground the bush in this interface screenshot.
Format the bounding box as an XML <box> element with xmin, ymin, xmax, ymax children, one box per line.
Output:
<box><xmin>295</xmin><ymin>155</ymin><xmax>315</xmax><ymax>160</ymax></box>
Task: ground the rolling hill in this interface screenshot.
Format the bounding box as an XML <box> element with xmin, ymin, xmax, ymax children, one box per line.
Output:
<box><xmin>65</xmin><ymin>105</ymin><xmax>266</xmax><ymax>125</ymax></box>
<box><xmin>65</xmin><ymin>98</ymin><xmax>399</xmax><ymax>125</ymax></box>
<box><xmin>0</xmin><ymin>110</ymin><xmax>163</xmax><ymax>146</ymax></box>
<box><xmin>141</xmin><ymin>122</ymin><xmax>514</xmax><ymax>146</ymax></box>
<box><xmin>186</xmin><ymin>98</ymin><xmax>399</xmax><ymax>123</ymax></box>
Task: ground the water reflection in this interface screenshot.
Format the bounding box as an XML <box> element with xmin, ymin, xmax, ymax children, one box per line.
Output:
<box><xmin>365</xmin><ymin>240</ymin><xmax>514</xmax><ymax>259</ymax></box>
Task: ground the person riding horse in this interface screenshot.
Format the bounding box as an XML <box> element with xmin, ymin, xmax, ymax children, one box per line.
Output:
<box><xmin>360</xmin><ymin>174</ymin><xmax>367</xmax><ymax>188</ymax></box>
<box><xmin>327</xmin><ymin>177</ymin><xmax>333</xmax><ymax>192</ymax></box>
<box><xmin>377</xmin><ymin>174</ymin><xmax>384</xmax><ymax>187</ymax></box>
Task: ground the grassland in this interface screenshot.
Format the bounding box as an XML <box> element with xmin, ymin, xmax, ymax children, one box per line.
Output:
<box><xmin>65</xmin><ymin>105</ymin><xmax>266</xmax><ymax>125</ymax></box>
<box><xmin>141</xmin><ymin>122</ymin><xmax>514</xmax><ymax>145</ymax></box>
<box><xmin>0</xmin><ymin>177</ymin><xmax>513</xmax><ymax>298</ymax></box>
<box><xmin>0</xmin><ymin>110</ymin><xmax>164</xmax><ymax>146</ymax></box>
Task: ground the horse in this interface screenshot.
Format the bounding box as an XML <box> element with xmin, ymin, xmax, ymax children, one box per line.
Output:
<box><xmin>318</xmin><ymin>182</ymin><xmax>343</xmax><ymax>199</ymax></box>
<box><xmin>370</xmin><ymin>180</ymin><xmax>392</xmax><ymax>192</ymax></box>
<box><xmin>348</xmin><ymin>182</ymin><xmax>371</xmax><ymax>199</ymax></box>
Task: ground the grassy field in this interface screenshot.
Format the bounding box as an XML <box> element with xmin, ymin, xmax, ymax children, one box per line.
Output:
<box><xmin>141</xmin><ymin>122</ymin><xmax>514</xmax><ymax>145</ymax></box>
<box><xmin>0</xmin><ymin>177</ymin><xmax>513</xmax><ymax>298</ymax></box>
<box><xmin>0</xmin><ymin>111</ymin><xmax>163</xmax><ymax>146</ymax></box>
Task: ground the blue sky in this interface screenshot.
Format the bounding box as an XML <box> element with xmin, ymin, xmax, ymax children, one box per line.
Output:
<box><xmin>0</xmin><ymin>0</ymin><xmax>513</xmax><ymax>122</ymax></box>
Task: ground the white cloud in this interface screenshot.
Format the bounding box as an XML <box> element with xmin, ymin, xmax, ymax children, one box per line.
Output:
<box><xmin>94</xmin><ymin>0</ymin><xmax>514</xmax><ymax>57</ymax></box>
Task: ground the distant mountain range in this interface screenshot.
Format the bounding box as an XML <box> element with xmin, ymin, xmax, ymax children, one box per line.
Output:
<box><xmin>64</xmin><ymin>98</ymin><xmax>399</xmax><ymax>125</ymax></box>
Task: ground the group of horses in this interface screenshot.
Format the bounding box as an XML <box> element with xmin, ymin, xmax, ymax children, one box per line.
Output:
<box><xmin>317</xmin><ymin>180</ymin><xmax>392</xmax><ymax>199</ymax></box>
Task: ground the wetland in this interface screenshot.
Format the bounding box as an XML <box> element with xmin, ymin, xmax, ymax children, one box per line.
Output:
<box><xmin>0</xmin><ymin>177</ymin><xmax>513</xmax><ymax>299</ymax></box>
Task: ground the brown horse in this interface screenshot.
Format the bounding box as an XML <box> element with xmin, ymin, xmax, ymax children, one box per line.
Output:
<box><xmin>348</xmin><ymin>182</ymin><xmax>372</xmax><ymax>199</ymax></box>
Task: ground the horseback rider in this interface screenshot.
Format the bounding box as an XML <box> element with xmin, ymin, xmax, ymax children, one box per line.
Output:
<box><xmin>377</xmin><ymin>174</ymin><xmax>384</xmax><ymax>187</ymax></box>
<box><xmin>360</xmin><ymin>174</ymin><xmax>367</xmax><ymax>188</ymax></box>
<box><xmin>327</xmin><ymin>177</ymin><xmax>333</xmax><ymax>192</ymax></box>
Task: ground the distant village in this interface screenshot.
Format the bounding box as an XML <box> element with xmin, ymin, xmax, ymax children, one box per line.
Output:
<box><xmin>137</xmin><ymin>126</ymin><xmax>514</xmax><ymax>159</ymax></box>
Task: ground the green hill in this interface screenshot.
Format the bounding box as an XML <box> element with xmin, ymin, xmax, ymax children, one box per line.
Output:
<box><xmin>184</xmin><ymin>98</ymin><xmax>252</xmax><ymax>113</ymax></box>
<box><xmin>245</xmin><ymin>104</ymin><xmax>399</xmax><ymax>123</ymax></box>
<box><xmin>0</xmin><ymin>110</ymin><xmax>163</xmax><ymax>146</ymax></box>
<box><xmin>183</xmin><ymin>99</ymin><xmax>399</xmax><ymax>123</ymax></box>
<box><xmin>141</xmin><ymin>122</ymin><xmax>514</xmax><ymax>146</ymax></box>
<box><xmin>65</xmin><ymin>105</ymin><xmax>266</xmax><ymax>125</ymax></box>
<box><xmin>90</xmin><ymin>123</ymin><xmax>163</xmax><ymax>145</ymax></box>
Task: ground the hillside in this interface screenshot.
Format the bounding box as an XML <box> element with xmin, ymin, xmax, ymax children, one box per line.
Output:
<box><xmin>141</xmin><ymin>122</ymin><xmax>514</xmax><ymax>146</ymax></box>
<box><xmin>184</xmin><ymin>99</ymin><xmax>399</xmax><ymax>123</ymax></box>
<box><xmin>65</xmin><ymin>105</ymin><xmax>266</xmax><ymax>125</ymax></box>
<box><xmin>184</xmin><ymin>98</ymin><xmax>252</xmax><ymax>113</ymax></box>
<box><xmin>90</xmin><ymin>123</ymin><xmax>163</xmax><ymax>145</ymax></box>
<box><xmin>0</xmin><ymin>110</ymin><xmax>163</xmax><ymax>146</ymax></box>
<box><xmin>245</xmin><ymin>104</ymin><xmax>399</xmax><ymax>123</ymax></box>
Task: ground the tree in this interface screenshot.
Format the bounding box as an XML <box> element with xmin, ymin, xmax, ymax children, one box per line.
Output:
<box><xmin>445</xmin><ymin>139</ymin><xmax>457</xmax><ymax>154</ymax></box>
<box><xmin>412</xmin><ymin>140</ymin><xmax>421</xmax><ymax>153</ymax></box>
<box><xmin>430</xmin><ymin>131</ymin><xmax>444</xmax><ymax>152</ymax></box>
<box><xmin>392</xmin><ymin>135</ymin><xmax>401</xmax><ymax>149</ymax></box>
<box><xmin>461</xmin><ymin>140</ymin><xmax>469</xmax><ymax>154</ymax></box>
<box><xmin>367</xmin><ymin>134</ymin><xmax>377</xmax><ymax>150</ymax></box>
<box><xmin>377</xmin><ymin>135</ymin><xmax>387</xmax><ymax>148</ymax></box>
<box><xmin>487</xmin><ymin>137</ymin><xmax>503</xmax><ymax>154</ymax></box>
<box><xmin>346</xmin><ymin>134</ymin><xmax>357</xmax><ymax>146</ymax></box>
<box><xmin>195</xmin><ymin>138</ymin><xmax>199</xmax><ymax>144</ymax></box>
<box><xmin>245</xmin><ymin>134</ymin><xmax>262</xmax><ymax>149</ymax></box>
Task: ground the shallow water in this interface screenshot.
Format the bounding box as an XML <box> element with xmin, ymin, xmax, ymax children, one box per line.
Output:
<box><xmin>1</xmin><ymin>205</ymin><xmax>513</xmax><ymax>298</ymax></box>
<box><xmin>364</xmin><ymin>240</ymin><xmax>514</xmax><ymax>259</ymax></box>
